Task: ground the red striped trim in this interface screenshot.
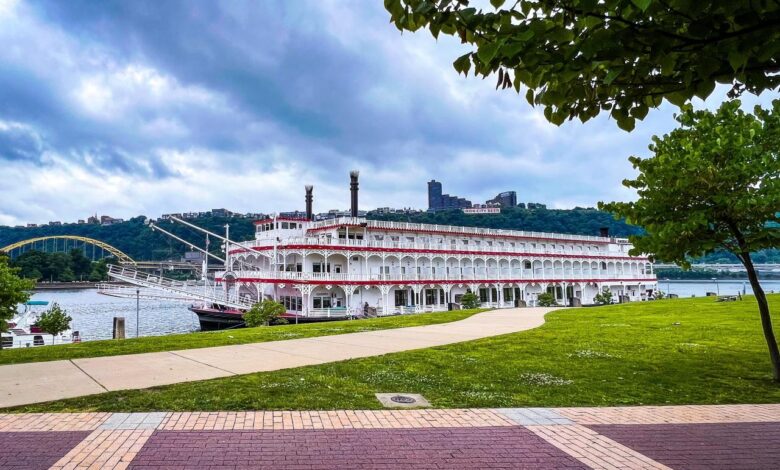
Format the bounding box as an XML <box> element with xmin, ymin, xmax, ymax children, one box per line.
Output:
<box><xmin>216</xmin><ymin>277</ymin><xmax>656</xmax><ymax>286</ymax></box>
<box><xmin>305</xmin><ymin>223</ymin><xmax>613</xmax><ymax>244</ymax></box>
<box><xmin>228</xmin><ymin>244</ymin><xmax>648</xmax><ymax>261</ymax></box>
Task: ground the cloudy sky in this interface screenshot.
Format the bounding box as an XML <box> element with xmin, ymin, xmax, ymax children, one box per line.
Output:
<box><xmin>0</xmin><ymin>0</ymin><xmax>771</xmax><ymax>226</ymax></box>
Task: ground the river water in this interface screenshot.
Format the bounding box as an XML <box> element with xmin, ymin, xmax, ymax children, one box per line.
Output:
<box><xmin>27</xmin><ymin>279</ymin><xmax>780</xmax><ymax>342</ymax></box>
<box><xmin>27</xmin><ymin>289</ymin><xmax>199</xmax><ymax>341</ymax></box>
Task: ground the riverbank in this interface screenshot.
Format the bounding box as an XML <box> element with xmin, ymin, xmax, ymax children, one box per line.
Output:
<box><xmin>0</xmin><ymin>308</ymin><xmax>486</xmax><ymax>366</ymax></box>
<box><xmin>13</xmin><ymin>294</ymin><xmax>779</xmax><ymax>412</ymax></box>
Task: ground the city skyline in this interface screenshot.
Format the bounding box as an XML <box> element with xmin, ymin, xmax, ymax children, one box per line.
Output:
<box><xmin>0</xmin><ymin>0</ymin><xmax>772</xmax><ymax>226</ymax></box>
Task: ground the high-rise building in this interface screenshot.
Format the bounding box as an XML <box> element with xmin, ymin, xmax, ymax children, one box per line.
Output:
<box><xmin>427</xmin><ymin>180</ymin><xmax>442</xmax><ymax>211</ymax></box>
<box><xmin>427</xmin><ymin>180</ymin><xmax>471</xmax><ymax>212</ymax></box>
<box><xmin>486</xmin><ymin>191</ymin><xmax>517</xmax><ymax>208</ymax></box>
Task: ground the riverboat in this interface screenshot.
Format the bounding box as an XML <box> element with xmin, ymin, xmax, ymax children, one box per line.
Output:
<box><xmin>212</xmin><ymin>172</ymin><xmax>657</xmax><ymax>322</ymax></box>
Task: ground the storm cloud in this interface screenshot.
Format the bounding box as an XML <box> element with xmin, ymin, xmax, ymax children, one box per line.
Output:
<box><xmin>0</xmin><ymin>0</ymin><xmax>759</xmax><ymax>226</ymax></box>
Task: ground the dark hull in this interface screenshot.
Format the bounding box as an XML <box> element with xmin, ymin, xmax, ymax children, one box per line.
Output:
<box><xmin>188</xmin><ymin>306</ymin><xmax>245</xmax><ymax>331</ymax></box>
<box><xmin>188</xmin><ymin>306</ymin><xmax>350</xmax><ymax>331</ymax></box>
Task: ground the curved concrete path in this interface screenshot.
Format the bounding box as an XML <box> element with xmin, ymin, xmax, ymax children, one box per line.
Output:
<box><xmin>0</xmin><ymin>307</ymin><xmax>553</xmax><ymax>408</ymax></box>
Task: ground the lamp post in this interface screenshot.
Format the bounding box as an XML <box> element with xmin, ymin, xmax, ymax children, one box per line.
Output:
<box><xmin>712</xmin><ymin>277</ymin><xmax>720</xmax><ymax>296</ymax></box>
<box><xmin>665</xmin><ymin>278</ymin><xmax>671</xmax><ymax>298</ymax></box>
<box><xmin>136</xmin><ymin>289</ymin><xmax>140</xmax><ymax>338</ymax></box>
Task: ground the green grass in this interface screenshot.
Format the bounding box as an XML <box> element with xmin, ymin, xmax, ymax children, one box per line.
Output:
<box><xmin>7</xmin><ymin>295</ymin><xmax>780</xmax><ymax>412</ymax></box>
<box><xmin>0</xmin><ymin>309</ymin><xmax>486</xmax><ymax>366</ymax></box>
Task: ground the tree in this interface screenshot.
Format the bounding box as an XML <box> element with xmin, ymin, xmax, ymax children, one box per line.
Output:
<box><xmin>537</xmin><ymin>292</ymin><xmax>558</xmax><ymax>307</ymax></box>
<box><xmin>69</xmin><ymin>249</ymin><xmax>92</xmax><ymax>280</ymax></box>
<box><xmin>243</xmin><ymin>300</ymin><xmax>286</xmax><ymax>327</ymax></box>
<box><xmin>460</xmin><ymin>291</ymin><xmax>481</xmax><ymax>309</ymax></box>
<box><xmin>385</xmin><ymin>1</ymin><xmax>780</xmax><ymax>130</ymax></box>
<box><xmin>600</xmin><ymin>100</ymin><xmax>780</xmax><ymax>380</ymax></box>
<box><xmin>594</xmin><ymin>288</ymin><xmax>614</xmax><ymax>305</ymax></box>
<box><xmin>36</xmin><ymin>303</ymin><xmax>72</xmax><ymax>345</ymax></box>
<box><xmin>0</xmin><ymin>256</ymin><xmax>35</xmax><ymax>349</ymax></box>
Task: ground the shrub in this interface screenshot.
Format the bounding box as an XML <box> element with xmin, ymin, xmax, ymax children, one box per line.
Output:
<box><xmin>537</xmin><ymin>292</ymin><xmax>558</xmax><ymax>307</ymax></box>
<box><xmin>243</xmin><ymin>300</ymin><xmax>286</xmax><ymax>327</ymax></box>
<box><xmin>594</xmin><ymin>288</ymin><xmax>614</xmax><ymax>305</ymax></box>
<box><xmin>460</xmin><ymin>291</ymin><xmax>480</xmax><ymax>309</ymax></box>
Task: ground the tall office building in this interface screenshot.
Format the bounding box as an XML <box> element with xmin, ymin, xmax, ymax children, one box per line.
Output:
<box><xmin>487</xmin><ymin>191</ymin><xmax>517</xmax><ymax>208</ymax></box>
<box><xmin>427</xmin><ymin>180</ymin><xmax>442</xmax><ymax>211</ymax></box>
<box><xmin>428</xmin><ymin>180</ymin><xmax>471</xmax><ymax>211</ymax></box>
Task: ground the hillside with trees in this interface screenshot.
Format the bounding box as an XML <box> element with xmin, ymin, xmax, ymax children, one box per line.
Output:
<box><xmin>1</xmin><ymin>209</ymin><xmax>777</xmax><ymax>266</ymax></box>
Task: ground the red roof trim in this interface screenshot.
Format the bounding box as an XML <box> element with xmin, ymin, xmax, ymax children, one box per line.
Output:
<box><xmin>228</xmin><ymin>244</ymin><xmax>648</xmax><ymax>261</ymax></box>
<box><xmin>305</xmin><ymin>223</ymin><xmax>612</xmax><ymax>244</ymax></box>
<box><xmin>216</xmin><ymin>277</ymin><xmax>656</xmax><ymax>286</ymax></box>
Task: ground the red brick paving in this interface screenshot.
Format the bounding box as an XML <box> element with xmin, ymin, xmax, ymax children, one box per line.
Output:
<box><xmin>589</xmin><ymin>422</ymin><xmax>780</xmax><ymax>470</ymax></box>
<box><xmin>128</xmin><ymin>427</ymin><xmax>587</xmax><ymax>469</ymax></box>
<box><xmin>0</xmin><ymin>431</ymin><xmax>91</xmax><ymax>470</ymax></box>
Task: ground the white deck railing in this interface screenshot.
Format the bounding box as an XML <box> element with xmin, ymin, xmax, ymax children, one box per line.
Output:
<box><xmin>107</xmin><ymin>265</ymin><xmax>254</xmax><ymax>309</ymax></box>
<box><xmin>305</xmin><ymin>217</ymin><xmax>626</xmax><ymax>244</ymax></box>
<box><xmin>221</xmin><ymin>268</ymin><xmax>656</xmax><ymax>283</ymax></box>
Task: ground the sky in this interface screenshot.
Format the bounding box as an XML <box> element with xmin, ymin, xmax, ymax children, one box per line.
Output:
<box><xmin>0</xmin><ymin>0</ymin><xmax>772</xmax><ymax>226</ymax></box>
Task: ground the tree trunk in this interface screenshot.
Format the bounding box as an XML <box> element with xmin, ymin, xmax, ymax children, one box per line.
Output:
<box><xmin>742</xmin><ymin>252</ymin><xmax>780</xmax><ymax>382</ymax></box>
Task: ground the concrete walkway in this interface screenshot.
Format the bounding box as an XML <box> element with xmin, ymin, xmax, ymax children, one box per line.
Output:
<box><xmin>3</xmin><ymin>404</ymin><xmax>780</xmax><ymax>469</ymax></box>
<box><xmin>0</xmin><ymin>307</ymin><xmax>552</xmax><ymax>408</ymax></box>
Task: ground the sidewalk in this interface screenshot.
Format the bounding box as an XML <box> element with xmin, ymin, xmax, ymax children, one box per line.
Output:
<box><xmin>0</xmin><ymin>308</ymin><xmax>550</xmax><ymax>408</ymax></box>
<box><xmin>2</xmin><ymin>404</ymin><xmax>779</xmax><ymax>469</ymax></box>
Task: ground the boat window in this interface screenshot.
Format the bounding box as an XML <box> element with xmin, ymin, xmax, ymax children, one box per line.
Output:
<box><xmin>33</xmin><ymin>335</ymin><xmax>44</xmax><ymax>346</ymax></box>
<box><xmin>1</xmin><ymin>337</ymin><xmax>11</xmax><ymax>348</ymax></box>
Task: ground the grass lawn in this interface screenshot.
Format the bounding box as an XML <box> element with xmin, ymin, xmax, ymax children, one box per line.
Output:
<box><xmin>7</xmin><ymin>295</ymin><xmax>780</xmax><ymax>413</ymax></box>
<box><xmin>0</xmin><ymin>309</ymin><xmax>486</xmax><ymax>366</ymax></box>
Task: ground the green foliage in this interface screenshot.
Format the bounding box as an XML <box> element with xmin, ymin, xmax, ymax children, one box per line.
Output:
<box><xmin>600</xmin><ymin>99</ymin><xmax>780</xmax><ymax>379</ymax></box>
<box><xmin>0</xmin><ymin>215</ymin><xmax>257</xmax><ymax>262</ymax></box>
<box><xmin>35</xmin><ymin>303</ymin><xmax>72</xmax><ymax>342</ymax></box>
<box><xmin>243</xmin><ymin>300</ymin><xmax>287</xmax><ymax>327</ymax></box>
<box><xmin>460</xmin><ymin>291</ymin><xmax>480</xmax><ymax>309</ymax></box>
<box><xmin>368</xmin><ymin>206</ymin><xmax>641</xmax><ymax>238</ymax></box>
<box><xmin>537</xmin><ymin>292</ymin><xmax>558</xmax><ymax>307</ymax></box>
<box><xmin>10</xmin><ymin>250</ymin><xmax>110</xmax><ymax>282</ymax></box>
<box><xmin>594</xmin><ymin>288</ymin><xmax>613</xmax><ymax>305</ymax></box>
<box><xmin>0</xmin><ymin>256</ymin><xmax>35</xmax><ymax>337</ymax></box>
<box><xmin>385</xmin><ymin>1</ymin><xmax>780</xmax><ymax>130</ymax></box>
<box><xmin>599</xmin><ymin>100</ymin><xmax>779</xmax><ymax>269</ymax></box>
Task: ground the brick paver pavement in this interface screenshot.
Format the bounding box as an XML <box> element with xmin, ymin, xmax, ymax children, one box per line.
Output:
<box><xmin>0</xmin><ymin>404</ymin><xmax>778</xmax><ymax>469</ymax></box>
<box><xmin>0</xmin><ymin>431</ymin><xmax>91</xmax><ymax>470</ymax></box>
<box><xmin>590</xmin><ymin>422</ymin><xmax>780</xmax><ymax>470</ymax></box>
<box><xmin>130</xmin><ymin>427</ymin><xmax>586</xmax><ymax>469</ymax></box>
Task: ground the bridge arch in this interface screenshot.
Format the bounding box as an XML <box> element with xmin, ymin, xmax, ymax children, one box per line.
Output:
<box><xmin>0</xmin><ymin>236</ymin><xmax>135</xmax><ymax>265</ymax></box>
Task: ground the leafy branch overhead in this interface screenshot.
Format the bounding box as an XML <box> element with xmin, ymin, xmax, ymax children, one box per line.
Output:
<box><xmin>385</xmin><ymin>0</ymin><xmax>780</xmax><ymax>131</ymax></box>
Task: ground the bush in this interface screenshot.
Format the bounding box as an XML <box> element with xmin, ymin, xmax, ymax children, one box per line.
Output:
<box><xmin>243</xmin><ymin>300</ymin><xmax>286</xmax><ymax>327</ymax></box>
<box><xmin>537</xmin><ymin>292</ymin><xmax>558</xmax><ymax>307</ymax></box>
<box><xmin>594</xmin><ymin>288</ymin><xmax>614</xmax><ymax>305</ymax></box>
<box><xmin>460</xmin><ymin>291</ymin><xmax>480</xmax><ymax>309</ymax></box>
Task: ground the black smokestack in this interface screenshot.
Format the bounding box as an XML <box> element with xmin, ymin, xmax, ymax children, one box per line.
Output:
<box><xmin>305</xmin><ymin>185</ymin><xmax>313</xmax><ymax>221</ymax></box>
<box><xmin>350</xmin><ymin>170</ymin><xmax>359</xmax><ymax>217</ymax></box>
<box><xmin>599</xmin><ymin>227</ymin><xmax>609</xmax><ymax>237</ymax></box>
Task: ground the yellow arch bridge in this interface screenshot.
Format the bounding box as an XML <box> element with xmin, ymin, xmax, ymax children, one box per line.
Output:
<box><xmin>0</xmin><ymin>236</ymin><xmax>135</xmax><ymax>265</ymax></box>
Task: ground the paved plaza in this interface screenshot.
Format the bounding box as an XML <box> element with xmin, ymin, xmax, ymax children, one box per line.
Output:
<box><xmin>1</xmin><ymin>404</ymin><xmax>779</xmax><ymax>469</ymax></box>
<box><xmin>0</xmin><ymin>308</ymin><xmax>550</xmax><ymax>408</ymax></box>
